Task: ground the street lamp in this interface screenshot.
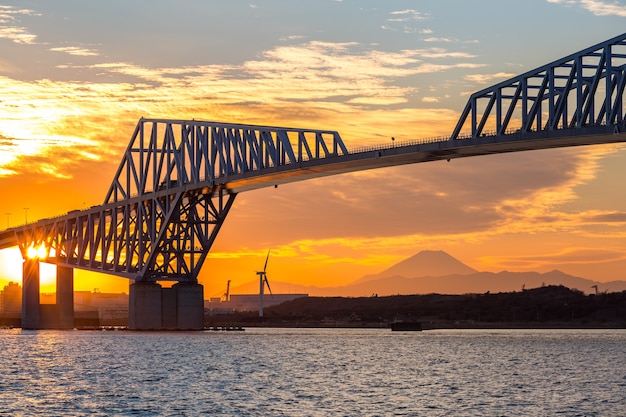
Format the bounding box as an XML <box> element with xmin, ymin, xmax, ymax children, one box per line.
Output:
<box><xmin>23</xmin><ymin>207</ymin><xmax>29</xmax><ymax>224</ymax></box>
<box><xmin>4</xmin><ymin>212</ymin><xmax>10</xmax><ymax>229</ymax></box>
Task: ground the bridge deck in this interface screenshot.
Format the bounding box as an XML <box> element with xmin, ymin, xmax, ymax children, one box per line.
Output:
<box><xmin>225</xmin><ymin>125</ymin><xmax>626</xmax><ymax>193</ymax></box>
<box><xmin>1</xmin><ymin>124</ymin><xmax>624</xmax><ymax>251</ymax></box>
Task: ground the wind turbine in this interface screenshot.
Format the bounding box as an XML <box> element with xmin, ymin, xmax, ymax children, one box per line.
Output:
<box><xmin>223</xmin><ymin>279</ymin><xmax>231</xmax><ymax>302</ymax></box>
<box><xmin>257</xmin><ymin>250</ymin><xmax>273</xmax><ymax>317</ymax></box>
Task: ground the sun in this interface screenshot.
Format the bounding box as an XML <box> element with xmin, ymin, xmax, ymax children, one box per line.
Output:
<box><xmin>26</xmin><ymin>244</ymin><xmax>47</xmax><ymax>259</ymax></box>
<box><xmin>0</xmin><ymin>246</ymin><xmax>57</xmax><ymax>292</ymax></box>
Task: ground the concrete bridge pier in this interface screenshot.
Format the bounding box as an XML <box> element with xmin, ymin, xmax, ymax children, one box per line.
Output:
<box><xmin>128</xmin><ymin>282</ymin><xmax>163</xmax><ymax>330</ymax></box>
<box><xmin>57</xmin><ymin>266</ymin><xmax>74</xmax><ymax>329</ymax></box>
<box><xmin>174</xmin><ymin>283</ymin><xmax>204</xmax><ymax>330</ymax></box>
<box><xmin>21</xmin><ymin>261</ymin><xmax>75</xmax><ymax>330</ymax></box>
<box><xmin>22</xmin><ymin>259</ymin><xmax>40</xmax><ymax>330</ymax></box>
<box><xmin>129</xmin><ymin>281</ymin><xmax>204</xmax><ymax>330</ymax></box>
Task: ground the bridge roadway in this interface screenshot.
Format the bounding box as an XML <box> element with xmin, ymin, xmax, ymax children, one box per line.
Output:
<box><xmin>1</xmin><ymin>123</ymin><xmax>624</xmax><ymax>251</ymax></box>
<box><xmin>226</xmin><ymin>124</ymin><xmax>626</xmax><ymax>192</ymax></box>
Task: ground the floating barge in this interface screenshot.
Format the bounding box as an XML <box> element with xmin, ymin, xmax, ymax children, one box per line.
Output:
<box><xmin>390</xmin><ymin>322</ymin><xmax>422</xmax><ymax>331</ymax></box>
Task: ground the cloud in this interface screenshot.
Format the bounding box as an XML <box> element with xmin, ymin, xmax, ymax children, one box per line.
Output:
<box><xmin>280</xmin><ymin>35</ymin><xmax>306</xmax><ymax>41</ymax></box>
<box><xmin>214</xmin><ymin>142</ymin><xmax>624</xmax><ymax>286</ymax></box>
<box><xmin>384</xmin><ymin>9</ymin><xmax>430</xmax><ymax>34</ymax></box>
<box><xmin>583</xmin><ymin>211</ymin><xmax>626</xmax><ymax>223</ymax></box>
<box><xmin>50</xmin><ymin>46</ymin><xmax>100</xmax><ymax>57</ymax></box>
<box><xmin>206</xmin><ymin>143</ymin><xmax>626</xmax><ymax>285</ymax></box>
<box><xmin>0</xmin><ymin>5</ymin><xmax>39</xmax><ymax>22</ymax></box>
<box><xmin>464</xmin><ymin>72</ymin><xmax>516</xmax><ymax>84</ymax></box>
<box><xmin>215</xmin><ymin>142</ymin><xmax>624</xmax><ymax>256</ymax></box>
<box><xmin>0</xmin><ymin>129</ymin><xmax>100</xmax><ymax>179</ymax></box>
<box><xmin>388</xmin><ymin>9</ymin><xmax>428</xmax><ymax>21</ymax></box>
<box><xmin>547</xmin><ymin>0</ymin><xmax>626</xmax><ymax>16</ymax></box>
<box><xmin>0</xmin><ymin>5</ymin><xmax>39</xmax><ymax>44</ymax></box>
<box><xmin>0</xmin><ymin>40</ymin><xmax>484</xmax><ymax>182</ymax></box>
<box><xmin>423</xmin><ymin>37</ymin><xmax>453</xmax><ymax>43</ymax></box>
<box><xmin>0</xmin><ymin>25</ymin><xmax>37</xmax><ymax>45</ymax></box>
<box><xmin>4</xmin><ymin>41</ymin><xmax>477</xmax><ymax>116</ymax></box>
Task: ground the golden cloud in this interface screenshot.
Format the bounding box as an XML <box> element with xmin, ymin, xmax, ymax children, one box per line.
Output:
<box><xmin>0</xmin><ymin>41</ymin><xmax>483</xmax><ymax>179</ymax></box>
<box><xmin>548</xmin><ymin>0</ymin><xmax>626</xmax><ymax>17</ymax></box>
<box><xmin>0</xmin><ymin>26</ymin><xmax>36</xmax><ymax>44</ymax></box>
<box><xmin>464</xmin><ymin>72</ymin><xmax>516</xmax><ymax>84</ymax></box>
<box><xmin>50</xmin><ymin>46</ymin><xmax>100</xmax><ymax>57</ymax></box>
<box><xmin>0</xmin><ymin>5</ymin><xmax>39</xmax><ymax>44</ymax></box>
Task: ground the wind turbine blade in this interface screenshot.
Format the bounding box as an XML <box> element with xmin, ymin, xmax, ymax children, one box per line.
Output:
<box><xmin>264</xmin><ymin>276</ymin><xmax>273</xmax><ymax>296</ymax></box>
<box><xmin>263</xmin><ymin>249</ymin><xmax>271</xmax><ymax>272</ymax></box>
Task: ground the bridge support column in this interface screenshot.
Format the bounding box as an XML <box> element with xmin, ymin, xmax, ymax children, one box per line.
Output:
<box><xmin>22</xmin><ymin>259</ymin><xmax>40</xmax><ymax>330</ymax></box>
<box><xmin>174</xmin><ymin>282</ymin><xmax>204</xmax><ymax>330</ymax></box>
<box><xmin>128</xmin><ymin>281</ymin><xmax>205</xmax><ymax>330</ymax></box>
<box><xmin>162</xmin><ymin>287</ymin><xmax>177</xmax><ymax>329</ymax></box>
<box><xmin>57</xmin><ymin>266</ymin><xmax>74</xmax><ymax>329</ymax></box>
<box><xmin>128</xmin><ymin>282</ymin><xmax>163</xmax><ymax>330</ymax></box>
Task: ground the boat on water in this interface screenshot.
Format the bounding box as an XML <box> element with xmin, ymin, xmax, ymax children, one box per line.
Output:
<box><xmin>390</xmin><ymin>321</ymin><xmax>422</xmax><ymax>331</ymax></box>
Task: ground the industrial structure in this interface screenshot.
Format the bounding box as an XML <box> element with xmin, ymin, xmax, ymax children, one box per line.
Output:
<box><xmin>0</xmin><ymin>33</ymin><xmax>625</xmax><ymax>330</ymax></box>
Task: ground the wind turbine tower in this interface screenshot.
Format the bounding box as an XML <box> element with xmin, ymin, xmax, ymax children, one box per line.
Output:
<box><xmin>223</xmin><ymin>280</ymin><xmax>231</xmax><ymax>302</ymax></box>
<box><xmin>257</xmin><ymin>250</ymin><xmax>273</xmax><ymax>318</ymax></box>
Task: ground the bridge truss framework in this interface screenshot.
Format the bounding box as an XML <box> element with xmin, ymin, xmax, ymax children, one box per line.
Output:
<box><xmin>9</xmin><ymin>122</ymin><xmax>346</xmax><ymax>283</ymax></box>
<box><xmin>1</xmin><ymin>32</ymin><xmax>625</xmax><ymax>288</ymax></box>
<box><xmin>452</xmin><ymin>32</ymin><xmax>626</xmax><ymax>139</ymax></box>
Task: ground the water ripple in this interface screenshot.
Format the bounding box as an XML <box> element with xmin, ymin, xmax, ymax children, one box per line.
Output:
<box><xmin>0</xmin><ymin>328</ymin><xmax>625</xmax><ymax>416</ymax></box>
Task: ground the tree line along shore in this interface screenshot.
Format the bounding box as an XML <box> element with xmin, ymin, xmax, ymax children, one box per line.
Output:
<box><xmin>207</xmin><ymin>285</ymin><xmax>626</xmax><ymax>329</ymax></box>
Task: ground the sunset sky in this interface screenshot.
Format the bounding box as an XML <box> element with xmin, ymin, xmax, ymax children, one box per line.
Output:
<box><xmin>1</xmin><ymin>1</ymin><xmax>626</xmax><ymax>296</ymax></box>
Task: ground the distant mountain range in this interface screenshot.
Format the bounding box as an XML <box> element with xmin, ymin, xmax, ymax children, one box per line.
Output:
<box><xmin>227</xmin><ymin>250</ymin><xmax>626</xmax><ymax>296</ymax></box>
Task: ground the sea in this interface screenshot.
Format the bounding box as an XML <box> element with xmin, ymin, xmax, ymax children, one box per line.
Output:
<box><xmin>0</xmin><ymin>327</ymin><xmax>625</xmax><ymax>416</ymax></box>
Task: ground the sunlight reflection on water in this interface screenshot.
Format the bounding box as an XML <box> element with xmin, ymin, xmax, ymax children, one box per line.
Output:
<box><xmin>0</xmin><ymin>328</ymin><xmax>625</xmax><ymax>416</ymax></box>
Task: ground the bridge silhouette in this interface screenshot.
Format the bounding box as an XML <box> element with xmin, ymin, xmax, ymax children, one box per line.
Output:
<box><xmin>1</xmin><ymin>33</ymin><xmax>625</xmax><ymax>330</ymax></box>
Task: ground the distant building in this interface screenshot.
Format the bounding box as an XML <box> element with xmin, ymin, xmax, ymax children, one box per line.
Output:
<box><xmin>1</xmin><ymin>282</ymin><xmax>22</xmax><ymax>316</ymax></box>
<box><xmin>206</xmin><ymin>293</ymin><xmax>308</xmax><ymax>314</ymax></box>
<box><xmin>0</xmin><ymin>285</ymin><xmax>131</xmax><ymax>325</ymax></box>
<box><xmin>75</xmin><ymin>290</ymin><xmax>128</xmax><ymax>325</ymax></box>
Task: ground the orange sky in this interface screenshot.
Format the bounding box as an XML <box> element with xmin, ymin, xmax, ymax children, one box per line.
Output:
<box><xmin>1</xmin><ymin>2</ymin><xmax>626</xmax><ymax>297</ymax></box>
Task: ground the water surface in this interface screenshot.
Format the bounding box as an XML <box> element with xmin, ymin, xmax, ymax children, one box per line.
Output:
<box><xmin>1</xmin><ymin>328</ymin><xmax>624</xmax><ymax>416</ymax></box>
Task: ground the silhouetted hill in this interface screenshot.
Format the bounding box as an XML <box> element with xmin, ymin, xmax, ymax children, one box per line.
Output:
<box><xmin>254</xmin><ymin>286</ymin><xmax>626</xmax><ymax>328</ymax></box>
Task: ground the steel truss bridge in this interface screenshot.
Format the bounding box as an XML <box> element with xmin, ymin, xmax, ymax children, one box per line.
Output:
<box><xmin>1</xmin><ymin>32</ymin><xmax>626</xmax><ymax>285</ymax></box>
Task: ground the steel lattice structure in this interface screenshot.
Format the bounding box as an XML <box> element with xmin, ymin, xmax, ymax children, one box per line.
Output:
<box><xmin>1</xmin><ymin>34</ymin><xmax>626</xmax><ymax>285</ymax></box>
<box><xmin>8</xmin><ymin>120</ymin><xmax>346</xmax><ymax>282</ymax></box>
<box><xmin>451</xmin><ymin>32</ymin><xmax>626</xmax><ymax>140</ymax></box>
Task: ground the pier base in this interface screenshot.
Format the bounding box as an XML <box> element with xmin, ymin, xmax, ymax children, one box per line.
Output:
<box><xmin>128</xmin><ymin>282</ymin><xmax>163</xmax><ymax>330</ymax></box>
<box><xmin>21</xmin><ymin>259</ymin><xmax>40</xmax><ymax>330</ymax></box>
<box><xmin>21</xmin><ymin>262</ymin><xmax>76</xmax><ymax>330</ymax></box>
<box><xmin>128</xmin><ymin>282</ymin><xmax>204</xmax><ymax>330</ymax></box>
<box><xmin>57</xmin><ymin>266</ymin><xmax>74</xmax><ymax>329</ymax></box>
<box><xmin>175</xmin><ymin>283</ymin><xmax>204</xmax><ymax>330</ymax></box>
